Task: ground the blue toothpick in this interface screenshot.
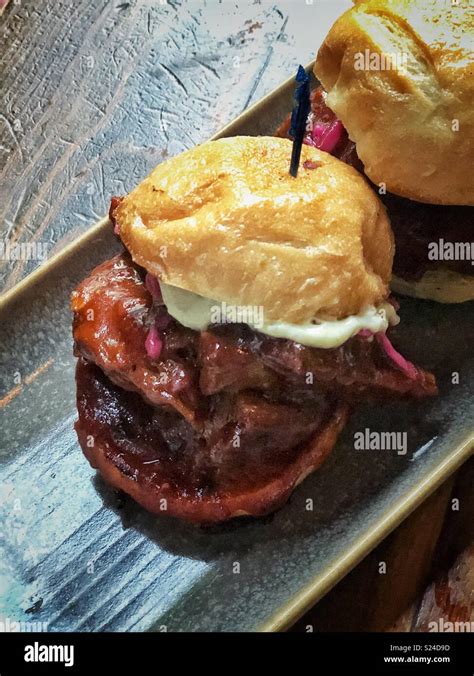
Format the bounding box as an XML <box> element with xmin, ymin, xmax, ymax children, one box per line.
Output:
<box><xmin>289</xmin><ymin>65</ymin><xmax>311</xmax><ymax>178</ymax></box>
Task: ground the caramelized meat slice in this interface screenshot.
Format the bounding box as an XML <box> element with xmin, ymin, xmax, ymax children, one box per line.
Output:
<box><xmin>199</xmin><ymin>330</ymin><xmax>279</xmax><ymax>395</ymax></box>
<box><xmin>75</xmin><ymin>359</ymin><xmax>349</xmax><ymax>524</ymax></box>
<box><xmin>253</xmin><ymin>330</ymin><xmax>437</xmax><ymax>399</ymax></box>
<box><xmin>71</xmin><ymin>254</ymin><xmax>201</xmax><ymax>425</ymax></box>
<box><xmin>200</xmin><ymin>325</ymin><xmax>437</xmax><ymax>400</ymax></box>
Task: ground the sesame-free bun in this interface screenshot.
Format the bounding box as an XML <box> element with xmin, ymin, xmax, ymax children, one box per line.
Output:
<box><xmin>113</xmin><ymin>136</ymin><xmax>394</xmax><ymax>323</ymax></box>
<box><xmin>315</xmin><ymin>0</ymin><xmax>474</xmax><ymax>205</ymax></box>
<box><xmin>391</xmin><ymin>269</ymin><xmax>474</xmax><ymax>304</ymax></box>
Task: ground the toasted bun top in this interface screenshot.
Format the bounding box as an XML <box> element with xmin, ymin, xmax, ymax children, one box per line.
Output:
<box><xmin>114</xmin><ymin>136</ymin><xmax>393</xmax><ymax>323</ymax></box>
<box><xmin>315</xmin><ymin>0</ymin><xmax>474</xmax><ymax>205</ymax></box>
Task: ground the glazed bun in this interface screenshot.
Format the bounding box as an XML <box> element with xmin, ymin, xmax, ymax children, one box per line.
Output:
<box><xmin>114</xmin><ymin>136</ymin><xmax>394</xmax><ymax>323</ymax></box>
<box><xmin>391</xmin><ymin>270</ymin><xmax>474</xmax><ymax>304</ymax></box>
<box><xmin>315</xmin><ymin>0</ymin><xmax>474</xmax><ymax>205</ymax></box>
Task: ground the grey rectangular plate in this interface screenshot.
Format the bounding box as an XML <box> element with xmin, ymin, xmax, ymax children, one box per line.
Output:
<box><xmin>0</xmin><ymin>68</ymin><xmax>473</xmax><ymax>633</ymax></box>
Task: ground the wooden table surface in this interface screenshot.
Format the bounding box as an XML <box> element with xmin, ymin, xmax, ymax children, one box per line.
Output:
<box><xmin>1</xmin><ymin>0</ymin><xmax>472</xmax><ymax>632</ymax></box>
<box><xmin>293</xmin><ymin>457</ymin><xmax>474</xmax><ymax>632</ymax></box>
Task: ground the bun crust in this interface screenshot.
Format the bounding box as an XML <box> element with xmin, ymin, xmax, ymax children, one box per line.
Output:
<box><xmin>114</xmin><ymin>136</ymin><xmax>393</xmax><ymax>323</ymax></box>
<box><xmin>315</xmin><ymin>0</ymin><xmax>474</xmax><ymax>205</ymax></box>
<box><xmin>391</xmin><ymin>270</ymin><xmax>474</xmax><ymax>304</ymax></box>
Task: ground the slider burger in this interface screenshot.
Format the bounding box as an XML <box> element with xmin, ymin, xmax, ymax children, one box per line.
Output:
<box><xmin>279</xmin><ymin>0</ymin><xmax>474</xmax><ymax>303</ymax></box>
<box><xmin>72</xmin><ymin>136</ymin><xmax>436</xmax><ymax>525</ymax></box>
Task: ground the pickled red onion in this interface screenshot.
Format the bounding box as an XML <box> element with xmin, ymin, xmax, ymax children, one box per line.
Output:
<box><xmin>311</xmin><ymin>119</ymin><xmax>344</xmax><ymax>153</ymax></box>
<box><xmin>358</xmin><ymin>329</ymin><xmax>419</xmax><ymax>380</ymax></box>
<box><xmin>145</xmin><ymin>273</ymin><xmax>163</xmax><ymax>302</ymax></box>
<box><xmin>145</xmin><ymin>325</ymin><xmax>163</xmax><ymax>360</ymax></box>
<box><xmin>375</xmin><ymin>332</ymin><xmax>419</xmax><ymax>380</ymax></box>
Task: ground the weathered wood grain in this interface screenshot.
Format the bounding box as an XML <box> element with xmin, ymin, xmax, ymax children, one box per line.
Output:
<box><xmin>409</xmin><ymin>458</ymin><xmax>474</xmax><ymax>631</ymax></box>
<box><xmin>292</xmin><ymin>477</ymin><xmax>455</xmax><ymax>632</ymax></box>
<box><xmin>0</xmin><ymin>0</ymin><xmax>351</xmax><ymax>292</ymax></box>
<box><xmin>294</xmin><ymin>458</ymin><xmax>474</xmax><ymax>632</ymax></box>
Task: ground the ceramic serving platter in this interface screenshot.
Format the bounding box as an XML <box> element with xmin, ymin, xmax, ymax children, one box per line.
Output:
<box><xmin>0</xmin><ymin>66</ymin><xmax>472</xmax><ymax>632</ymax></box>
